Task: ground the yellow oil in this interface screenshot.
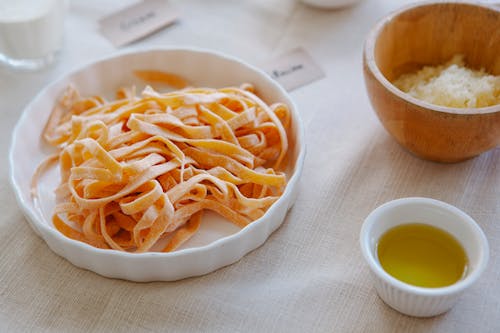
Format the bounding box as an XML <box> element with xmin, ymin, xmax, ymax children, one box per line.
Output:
<box><xmin>377</xmin><ymin>223</ymin><xmax>468</xmax><ymax>288</ymax></box>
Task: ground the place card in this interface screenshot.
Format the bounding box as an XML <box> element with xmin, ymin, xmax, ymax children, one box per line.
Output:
<box><xmin>99</xmin><ymin>0</ymin><xmax>178</xmax><ymax>47</ymax></box>
<box><xmin>261</xmin><ymin>47</ymin><xmax>325</xmax><ymax>91</ymax></box>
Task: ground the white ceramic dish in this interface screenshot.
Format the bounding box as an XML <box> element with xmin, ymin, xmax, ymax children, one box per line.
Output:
<box><xmin>360</xmin><ymin>197</ymin><xmax>489</xmax><ymax>317</ymax></box>
<box><xmin>300</xmin><ymin>0</ymin><xmax>363</xmax><ymax>9</ymax></box>
<box><xmin>9</xmin><ymin>47</ymin><xmax>305</xmax><ymax>282</ymax></box>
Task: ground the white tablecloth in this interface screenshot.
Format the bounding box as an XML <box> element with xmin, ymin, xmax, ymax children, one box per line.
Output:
<box><xmin>1</xmin><ymin>0</ymin><xmax>499</xmax><ymax>332</ymax></box>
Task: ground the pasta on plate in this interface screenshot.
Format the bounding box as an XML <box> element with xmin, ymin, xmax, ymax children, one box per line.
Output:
<box><xmin>32</xmin><ymin>77</ymin><xmax>290</xmax><ymax>253</ymax></box>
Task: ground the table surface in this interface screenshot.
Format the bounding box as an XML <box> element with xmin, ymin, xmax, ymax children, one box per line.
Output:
<box><xmin>1</xmin><ymin>0</ymin><xmax>499</xmax><ymax>332</ymax></box>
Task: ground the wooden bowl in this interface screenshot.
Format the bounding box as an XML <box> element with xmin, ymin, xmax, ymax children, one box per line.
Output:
<box><xmin>363</xmin><ymin>1</ymin><xmax>500</xmax><ymax>163</ymax></box>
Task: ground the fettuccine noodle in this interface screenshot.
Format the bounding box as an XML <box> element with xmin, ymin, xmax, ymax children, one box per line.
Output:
<box><xmin>33</xmin><ymin>79</ymin><xmax>290</xmax><ymax>253</ymax></box>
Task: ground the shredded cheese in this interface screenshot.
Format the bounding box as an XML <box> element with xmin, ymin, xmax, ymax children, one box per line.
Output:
<box><xmin>393</xmin><ymin>55</ymin><xmax>500</xmax><ymax>108</ymax></box>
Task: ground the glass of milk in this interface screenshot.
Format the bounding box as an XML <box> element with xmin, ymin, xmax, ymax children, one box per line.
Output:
<box><xmin>0</xmin><ymin>0</ymin><xmax>65</xmax><ymax>71</ymax></box>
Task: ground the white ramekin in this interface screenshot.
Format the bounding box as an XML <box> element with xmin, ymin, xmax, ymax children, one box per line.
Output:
<box><xmin>300</xmin><ymin>0</ymin><xmax>363</xmax><ymax>9</ymax></box>
<box><xmin>360</xmin><ymin>197</ymin><xmax>489</xmax><ymax>317</ymax></box>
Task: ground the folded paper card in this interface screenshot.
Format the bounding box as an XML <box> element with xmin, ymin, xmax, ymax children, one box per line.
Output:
<box><xmin>261</xmin><ymin>47</ymin><xmax>325</xmax><ymax>91</ymax></box>
<box><xmin>99</xmin><ymin>0</ymin><xmax>178</xmax><ymax>47</ymax></box>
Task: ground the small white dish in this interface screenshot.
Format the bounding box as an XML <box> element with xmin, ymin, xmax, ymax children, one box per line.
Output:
<box><xmin>300</xmin><ymin>0</ymin><xmax>363</xmax><ymax>9</ymax></box>
<box><xmin>360</xmin><ymin>197</ymin><xmax>489</xmax><ymax>317</ymax></box>
<box><xmin>9</xmin><ymin>47</ymin><xmax>306</xmax><ymax>282</ymax></box>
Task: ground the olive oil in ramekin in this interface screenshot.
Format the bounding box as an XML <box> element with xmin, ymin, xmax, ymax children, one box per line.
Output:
<box><xmin>377</xmin><ymin>223</ymin><xmax>468</xmax><ymax>288</ymax></box>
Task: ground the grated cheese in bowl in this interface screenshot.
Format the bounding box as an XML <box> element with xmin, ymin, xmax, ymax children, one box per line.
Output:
<box><xmin>393</xmin><ymin>55</ymin><xmax>500</xmax><ymax>108</ymax></box>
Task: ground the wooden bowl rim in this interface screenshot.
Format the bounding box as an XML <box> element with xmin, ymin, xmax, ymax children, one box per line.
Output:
<box><xmin>364</xmin><ymin>0</ymin><xmax>500</xmax><ymax>116</ymax></box>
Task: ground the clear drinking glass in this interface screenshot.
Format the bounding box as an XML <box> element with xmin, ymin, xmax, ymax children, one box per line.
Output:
<box><xmin>0</xmin><ymin>0</ymin><xmax>65</xmax><ymax>71</ymax></box>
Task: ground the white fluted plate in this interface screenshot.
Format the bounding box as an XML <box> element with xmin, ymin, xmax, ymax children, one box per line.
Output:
<box><xmin>9</xmin><ymin>47</ymin><xmax>305</xmax><ymax>282</ymax></box>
